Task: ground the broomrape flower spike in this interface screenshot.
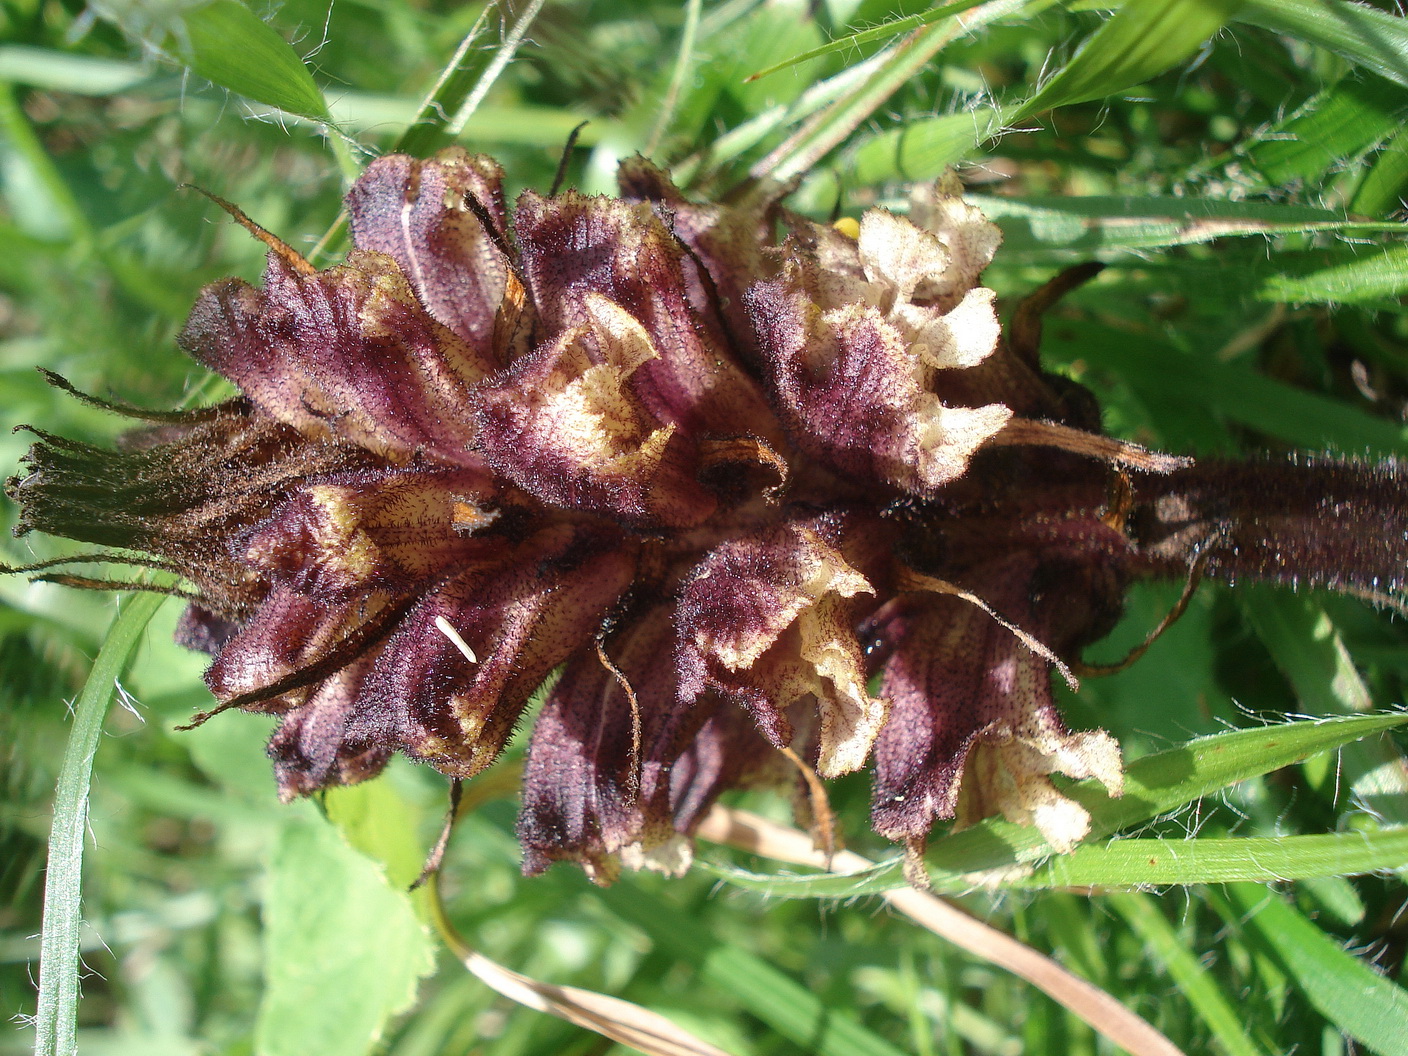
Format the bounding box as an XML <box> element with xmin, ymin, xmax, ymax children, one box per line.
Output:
<box><xmin>7</xmin><ymin>149</ymin><xmax>1407</xmax><ymax>882</ymax></box>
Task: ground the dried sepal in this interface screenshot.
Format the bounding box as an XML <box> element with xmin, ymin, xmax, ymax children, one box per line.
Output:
<box><xmin>474</xmin><ymin>293</ymin><xmax>716</xmax><ymax>528</ymax></box>
<box><xmin>906</xmin><ymin>173</ymin><xmax>1004</xmax><ymax>303</ymax></box>
<box><xmin>180</xmin><ymin>252</ymin><xmax>490</xmax><ymax>465</ymax></box>
<box><xmin>362</xmin><ymin>523</ymin><xmax>638</xmax><ymax>779</ymax></box>
<box><xmin>676</xmin><ymin>520</ymin><xmax>888</xmax><ymax>777</ymax></box>
<box><xmin>869</xmin><ymin>553</ymin><xmax>1123</xmax><ymax>850</ymax></box>
<box><xmin>5</xmin><ymin>402</ymin><xmax>365</xmax><ymax>619</ymax></box>
<box><xmin>748</xmin><ymin>275</ymin><xmax>1012</xmax><ymax>495</ymax></box>
<box><xmin>956</xmin><ymin>725</ymin><xmax>1123</xmax><ymax>853</ymax></box>
<box><xmin>346</xmin><ymin>149</ymin><xmax>516</xmax><ymax>354</ymax></box>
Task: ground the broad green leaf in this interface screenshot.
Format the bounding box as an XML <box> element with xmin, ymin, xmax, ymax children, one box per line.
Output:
<box><xmin>1011</xmin><ymin>0</ymin><xmax>1246</xmax><ymax>122</ymax></box>
<box><xmin>168</xmin><ymin>0</ymin><xmax>328</xmax><ymax>120</ymax></box>
<box><xmin>34</xmin><ymin>591</ymin><xmax>169</xmax><ymax>1056</ymax></box>
<box><xmin>323</xmin><ymin>773</ymin><xmax>431</xmax><ymax>893</ymax></box>
<box><xmin>597</xmin><ymin>882</ymin><xmax>908</xmax><ymax>1056</ymax></box>
<box><xmin>1106</xmin><ymin>892</ymin><xmax>1264</xmax><ymax>1056</ymax></box>
<box><xmin>1236</xmin><ymin>0</ymin><xmax>1408</xmax><ymax>90</ymax></box>
<box><xmin>180</xmin><ymin>705</ymin><xmax>279</xmax><ymax>800</ymax></box>
<box><xmin>257</xmin><ymin>803</ymin><xmax>434</xmax><ymax>1056</ymax></box>
<box><xmin>1227</xmin><ymin>883</ymin><xmax>1408</xmax><ymax>1056</ymax></box>
<box><xmin>703</xmin><ymin>713</ymin><xmax>1408</xmax><ymax>898</ymax></box>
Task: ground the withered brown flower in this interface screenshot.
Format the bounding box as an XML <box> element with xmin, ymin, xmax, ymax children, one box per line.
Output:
<box><xmin>7</xmin><ymin>150</ymin><xmax>1406</xmax><ymax>883</ymax></box>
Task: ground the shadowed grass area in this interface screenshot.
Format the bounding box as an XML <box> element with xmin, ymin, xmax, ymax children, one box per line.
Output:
<box><xmin>3</xmin><ymin>2</ymin><xmax>1408</xmax><ymax>1055</ymax></box>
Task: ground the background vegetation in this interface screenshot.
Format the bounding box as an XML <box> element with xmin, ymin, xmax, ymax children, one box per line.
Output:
<box><xmin>4</xmin><ymin>0</ymin><xmax>1408</xmax><ymax>1053</ymax></box>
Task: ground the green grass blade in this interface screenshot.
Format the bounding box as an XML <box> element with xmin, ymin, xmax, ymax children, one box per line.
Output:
<box><xmin>706</xmin><ymin>827</ymin><xmax>1408</xmax><ymax>895</ymax></box>
<box><xmin>597</xmin><ymin>883</ymin><xmax>908</xmax><ymax>1056</ymax></box>
<box><xmin>751</xmin><ymin>0</ymin><xmax>1039</xmax><ymax>182</ymax></box>
<box><xmin>1236</xmin><ymin>0</ymin><xmax>1408</xmax><ymax>89</ymax></box>
<box><xmin>1106</xmin><ymin>891</ymin><xmax>1265</xmax><ymax>1056</ymax></box>
<box><xmin>970</xmin><ymin>193</ymin><xmax>1404</xmax><ymax>254</ymax></box>
<box><xmin>33</xmin><ymin>591</ymin><xmax>169</xmax><ymax>1056</ymax></box>
<box><xmin>1239</xmin><ymin>591</ymin><xmax>1373</xmax><ymax>718</ymax></box>
<box><xmin>643</xmin><ymin>0</ymin><xmax>702</xmax><ymax>157</ymax></box>
<box><xmin>743</xmin><ymin>0</ymin><xmax>994</xmax><ymax>82</ymax></box>
<box><xmin>311</xmin><ymin>94</ymin><xmax>615</xmax><ymax>146</ymax></box>
<box><xmin>1011</xmin><ymin>0</ymin><xmax>1246</xmax><ymax>122</ymax></box>
<box><xmin>0</xmin><ymin>45</ymin><xmax>147</xmax><ymax>95</ymax></box>
<box><xmin>1247</xmin><ymin>80</ymin><xmax>1407</xmax><ymax>185</ymax></box>
<box><xmin>1226</xmin><ymin>882</ymin><xmax>1408</xmax><ymax>1056</ymax></box>
<box><xmin>1044</xmin><ymin>314</ymin><xmax>1408</xmax><ymax>454</ymax></box>
<box><xmin>1013</xmin><ymin>829</ymin><xmax>1408</xmax><ymax>887</ymax></box>
<box><xmin>170</xmin><ymin>0</ymin><xmax>329</xmax><ymax>119</ymax></box>
<box><xmin>850</xmin><ymin>0</ymin><xmax>1288</xmax><ymax>186</ymax></box>
<box><xmin>390</xmin><ymin>10</ymin><xmax>493</xmax><ymax>157</ymax></box>
<box><xmin>1352</xmin><ymin>125</ymin><xmax>1408</xmax><ymax>217</ymax></box>
<box><xmin>851</xmin><ymin>108</ymin><xmax>1005</xmax><ymax>185</ymax></box>
<box><xmin>0</xmin><ymin>82</ymin><xmax>91</xmax><ymax>243</ymax></box>
<box><xmin>1259</xmin><ymin>243</ymin><xmax>1408</xmax><ymax>304</ymax></box>
<box><xmin>1240</xmin><ymin>590</ymin><xmax>1408</xmax><ymax>831</ymax></box>
<box><xmin>702</xmin><ymin>713</ymin><xmax>1408</xmax><ymax>898</ymax></box>
<box><xmin>393</xmin><ymin>0</ymin><xmax>545</xmax><ymax>158</ymax></box>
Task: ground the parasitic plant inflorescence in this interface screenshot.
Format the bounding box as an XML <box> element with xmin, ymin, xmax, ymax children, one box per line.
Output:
<box><xmin>8</xmin><ymin>151</ymin><xmax>1405</xmax><ymax>882</ymax></box>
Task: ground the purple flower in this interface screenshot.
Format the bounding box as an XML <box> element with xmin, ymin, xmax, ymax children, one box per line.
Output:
<box><xmin>8</xmin><ymin>150</ymin><xmax>1405</xmax><ymax>880</ymax></box>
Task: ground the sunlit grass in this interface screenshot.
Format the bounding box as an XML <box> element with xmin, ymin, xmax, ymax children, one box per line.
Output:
<box><xmin>3</xmin><ymin>1</ymin><xmax>1408</xmax><ymax>1054</ymax></box>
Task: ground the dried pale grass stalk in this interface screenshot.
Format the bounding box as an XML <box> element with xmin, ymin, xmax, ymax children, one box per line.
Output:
<box><xmin>696</xmin><ymin>806</ymin><xmax>1187</xmax><ymax>1056</ymax></box>
<box><xmin>460</xmin><ymin>952</ymin><xmax>732</xmax><ymax>1056</ymax></box>
<box><xmin>424</xmin><ymin>856</ymin><xmax>731</xmax><ymax>1056</ymax></box>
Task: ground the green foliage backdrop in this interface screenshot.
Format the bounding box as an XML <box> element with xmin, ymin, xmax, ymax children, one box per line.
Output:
<box><xmin>4</xmin><ymin>0</ymin><xmax>1408</xmax><ymax>1053</ymax></box>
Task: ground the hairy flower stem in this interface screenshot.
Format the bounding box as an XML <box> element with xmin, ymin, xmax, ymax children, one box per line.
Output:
<box><xmin>1129</xmin><ymin>456</ymin><xmax>1408</xmax><ymax>598</ymax></box>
